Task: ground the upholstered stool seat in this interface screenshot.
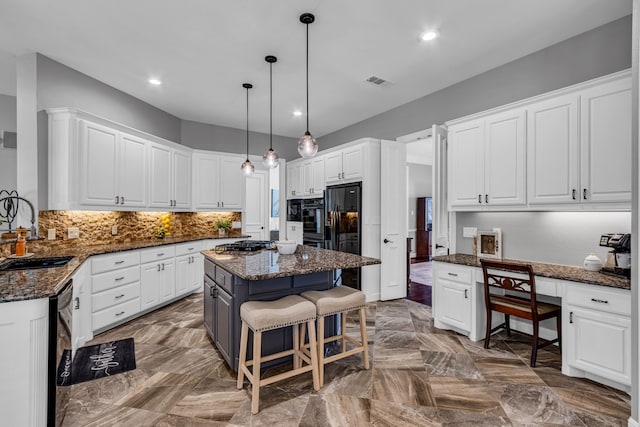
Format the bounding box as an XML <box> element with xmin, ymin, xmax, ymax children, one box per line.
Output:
<box><xmin>237</xmin><ymin>295</ymin><xmax>320</xmax><ymax>414</ymax></box>
<box><xmin>301</xmin><ymin>286</ymin><xmax>369</xmax><ymax>387</ymax></box>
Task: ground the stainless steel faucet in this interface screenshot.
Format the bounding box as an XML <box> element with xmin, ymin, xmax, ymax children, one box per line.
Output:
<box><xmin>0</xmin><ymin>196</ymin><xmax>38</xmax><ymax>240</ymax></box>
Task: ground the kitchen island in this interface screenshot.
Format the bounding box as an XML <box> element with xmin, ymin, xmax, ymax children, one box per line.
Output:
<box><xmin>201</xmin><ymin>245</ymin><xmax>380</xmax><ymax>371</ymax></box>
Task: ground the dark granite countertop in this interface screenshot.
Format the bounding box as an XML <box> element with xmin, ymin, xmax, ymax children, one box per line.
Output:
<box><xmin>202</xmin><ymin>246</ymin><xmax>381</xmax><ymax>281</ymax></box>
<box><xmin>0</xmin><ymin>234</ymin><xmax>250</xmax><ymax>303</ymax></box>
<box><xmin>432</xmin><ymin>253</ymin><xmax>630</xmax><ymax>291</ymax></box>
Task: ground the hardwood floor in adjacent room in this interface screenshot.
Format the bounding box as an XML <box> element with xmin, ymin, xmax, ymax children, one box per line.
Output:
<box><xmin>407</xmin><ymin>260</ymin><xmax>432</xmax><ymax>306</ymax></box>
<box><xmin>62</xmin><ymin>292</ymin><xmax>631</xmax><ymax>426</ymax></box>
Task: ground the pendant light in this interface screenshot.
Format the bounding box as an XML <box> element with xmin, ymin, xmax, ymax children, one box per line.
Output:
<box><xmin>262</xmin><ymin>55</ymin><xmax>279</xmax><ymax>169</ymax></box>
<box><xmin>241</xmin><ymin>83</ymin><xmax>255</xmax><ymax>176</ymax></box>
<box><xmin>297</xmin><ymin>12</ymin><xmax>318</xmax><ymax>159</ymax></box>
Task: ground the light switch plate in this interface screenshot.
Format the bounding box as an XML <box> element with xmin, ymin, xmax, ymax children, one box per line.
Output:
<box><xmin>47</xmin><ymin>229</ymin><xmax>56</xmax><ymax>240</ymax></box>
<box><xmin>232</xmin><ymin>221</ymin><xmax>241</xmax><ymax>229</ymax></box>
<box><xmin>463</xmin><ymin>227</ymin><xmax>477</xmax><ymax>238</ymax></box>
<box><xmin>67</xmin><ymin>227</ymin><xmax>80</xmax><ymax>239</ymax></box>
<box><xmin>111</xmin><ymin>225</ymin><xmax>118</xmax><ymax>235</ymax></box>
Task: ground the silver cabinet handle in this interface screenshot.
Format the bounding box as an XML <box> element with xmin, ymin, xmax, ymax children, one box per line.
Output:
<box><xmin>569</xmin><ymin>312</ymin><xmax>573</xmax><ymax>324</ymax></box>
<box><xmin>485</xmin><ymin>194</ymin><xmax>488</xmax><ymax>204</ymax></box>
<box><xmin>115</xmin><ymin>311</ymin><xmax>125</xmax><ymax>316</ymax></box>
<box><xmin>464</xmin><ymin>289</ymin><xmax>468</xmax><ymax>299</ymax></box>
<box><xmin>583</xmin><ymin>189</ymin><xmax>587</xmax><ymax>200</ymax></box>
<box><xmin>188</xmin><ymin>247</ymin><xmax>194</xmax><ymax>251</ymax></box>
<box><xmin>221</xmin><ymin>201</ymin><xmax>224</xmax><ymax>207</ymax></box>
<box><xmin>115</xmin><ymin>196</ymin><xmax>120</xmax><ymax>204</ymax></box>
<box><xmin>572</xmin><ymin>189</ymin><xmax>576</xmax><ymax>200</ymax></box>
<box><xmin>73</xmin><ymin>297</ymin><xmax>80</xmax><ymax>310</ymax></box>
<box><xmin>115</xmin><ymin>294</ymin><xmax>125</xmax><ymax>299</ymax></box>
<box><xmin>115</xmin><ymin>260</ymin><xmax>125</xmax><ymax>265</ymax></box>
<box><xmin>447</xmin><ymin>272</ymin><xmax>458</xmax><ymax>277</ymax></box>
<box><xmin>590</xmin><ymin>298</ymin><xmax>608</xmax><ymax>304</ymax></box>
<box><xmin>478</xmin><ymin>194</ymin><xmax>482</xmax><ymax>204</ymax></box>
<box><xmin>157</xmin><ymin>264</ymin><xmax>161</xmax><ymax>272</ymax></box>
<box><xmin>161</xmin><ymin>263</ymin><xmax>165</xmax><ymax>271</ymax></box>
<box><xmin>157</xmin><ymin>253</ymin><xmax>165</xmax><ymax>257</ymax></box>
<box><xmin>115</xmin><ymin>276</ymin><xmax>125</xmax><ymax>281</ymax></box>
<box><xmin>120</xmin><ymin>196</ymin><xmax>125</xmax><ymax>204</ymax></box>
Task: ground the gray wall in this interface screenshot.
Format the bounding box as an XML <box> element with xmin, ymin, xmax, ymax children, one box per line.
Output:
<box><xmin>0</xmin><ymin>94</ymin><xmax>16</xmax><ymax>134</ymax></box>
<box><xmin>407</xmin><ymin>163</ymin><xmax>432</xmax><ymax>230</ymax></box>
<box><xmin>455</xmin><ymin>212</ymin><xmax>632</xmax><ymax>267</ymax></box>
<box><xmin>320</xmin><ymin>15</ymin><xmax>632</xmax><ymax>147</ymax></box>
<box><xmin>181</xmin><ymin>120</ymin><xmax>298</xmax><ymax>159</ymax></box>
<box><xmin>36</xmin><ymin>55</ymin><xmax>182</xmax><ymax>142</ymax></box>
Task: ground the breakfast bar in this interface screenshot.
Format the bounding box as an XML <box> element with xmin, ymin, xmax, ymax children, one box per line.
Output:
<box><xmin>201</xmin><ymin>245</ymin><xmax>380</xmax><ymax>371</ymax></box>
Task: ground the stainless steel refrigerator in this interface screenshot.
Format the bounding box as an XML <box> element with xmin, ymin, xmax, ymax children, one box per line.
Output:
<box><xmin>325</xmin><ymin>182</ymin><xmax>361</xmax><ymax>289</ymax></box>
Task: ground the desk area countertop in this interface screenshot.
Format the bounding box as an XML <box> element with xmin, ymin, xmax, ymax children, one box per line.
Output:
<box><xmin>432</xmin><ymin>253</ymin><xmax>630</xmax><ymax>291</ymax></box>
<box><xmin>202</xmin><ymin>246</ymin><xmax>381</xmax><ymax>281</ymax></box>
<box><xmin>0</xmin><ymin>234</ymin><xmax>250</xmax><ymax>303</ymax></box>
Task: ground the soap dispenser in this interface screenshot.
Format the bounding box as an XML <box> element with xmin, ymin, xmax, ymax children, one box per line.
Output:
<box><xmin>15</xmin><ymin>235</ymin><xmax>26</xmax><ymax>257</ymax></box>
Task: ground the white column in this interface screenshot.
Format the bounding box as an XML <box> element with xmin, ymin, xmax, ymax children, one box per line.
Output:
<box><xmin>16</xmin><ymin>53</ymin><xmax>39</xmax><ymax>233</ymax></box>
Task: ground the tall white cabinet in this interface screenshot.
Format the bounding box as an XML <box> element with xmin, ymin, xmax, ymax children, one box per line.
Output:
<box><xmin>192</xmin><ymin>151</ymin><xmax>245</xmax><ymax>210</ymax></box>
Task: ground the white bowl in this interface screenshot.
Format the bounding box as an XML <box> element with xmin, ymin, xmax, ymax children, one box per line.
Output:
<box><xmin>583</xmin><ymin>253</ymin><xmax>602</xmax><ymax>272</ymax></box>
<box><xmin>276</xmin><ymin>241</ymin><xmax>297</xmax><ymax>255</ymax></box>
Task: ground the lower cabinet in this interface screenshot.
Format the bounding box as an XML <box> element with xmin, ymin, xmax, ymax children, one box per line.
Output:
<box><xmin>432</xmin><ymin>262</ymin><xmax>476</xmax><ymax>337</ymax></box>
<box><xmin>140</xmin><ymin>259</ymin><xmax>175</xmax><ymax>310</ymax></box>
<box><xmin>215</xmin><ymin>286</ymin><xmax>233</xmax><ymax>363</ymax></box>
<box><xmin>286</xmin><ymin>221</ymin><xmax>303</xmax><ymax>245</ymax></box>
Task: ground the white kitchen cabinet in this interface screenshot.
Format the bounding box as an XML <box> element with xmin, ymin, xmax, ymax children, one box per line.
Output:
<box><xmin>79</xmin><ymin>121</ymin><xmax>148</xmax><ymax>209</ymax></box>
<box><xmin>288</xmin><ymin>157</ymin><xmax>325</xmax><ymax>199</ymax></box>
<box><xmin>175</xmin><ymin>242</ymin><xmax>203</xmax><ymax>295</ymax></box>
<box><xmin>71</xmin><ymin>262</ymin><xmax>93</xmax><ymax>354</ymax></box>
<box><xmin>563</xmin><ymin>282</ymin><xmax>631</xmax><ymax>391</ymax></box>
<box><xmin>325</xmin><ymin>144</ymin><xmax>364</xmax><ymax>185</ymax></box>
<box><xmin>140</xmin><ymin>247</ymin><xmax>176</xmax><ymax>310</ymax></box>
<box><xmin>449</xmin><ymin>110</ymin><xmax>525</xmax><ymax>209</ymax></box>
<box><xmin>527</xmin><ymin>93</ymin><xmax>580</xmax><ymax>205</ymax></box>
<box><xmin>286</xmin><ymin>221</ymin><xmax>303</xmax><ymax>245</ymax></box>
<box><xmin>579</xmin><ymin>77</ymin><xmax>632</xmax><ymax>204</ymax></box>
<box><xmin>193</xmin><ymin>151</ymin><xmax>244</xmax><ymax>209</ymax></box>
<box><xmin>286</xmin><ymin>160</ymin><xmax>304</xmax><ymax>198</ymax></box>
<box><xmin>149</xmin><ymin>143</ymin><xmax>191</xmax><ymax>210</ymax></box>
<box><xmin>309</xmin><ymin>157</ymin><xmax>325</xmax><ymax>196</ymax></box>
<box><xmin>432</xmin><ymin>262</ymin><xmax>474</xmax><ymax>334</ymax></box>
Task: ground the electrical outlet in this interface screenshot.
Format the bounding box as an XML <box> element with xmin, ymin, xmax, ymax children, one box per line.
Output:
<box><xmin>232</xmin><ymin>221</ymin><xmax>241</xmax><ymax>229</ymax></box>
<box><xmin>67</xmin><ymin>227</ymin><xmax>80</xmax><ymax>239</ymax></box>
<box><xmin>463</xmin><ymin>227</ymin><xmax>477</xmax><ymax>238</ymax></box>
<box><xmin>47</xmin><ymin>229</ymin><xmax>56</xmax><ymax>240</ymax></box>
<box><xmin>111</xmin><ymin>225</ymin><xmax>118</xmax><ymax>235</ymax></box>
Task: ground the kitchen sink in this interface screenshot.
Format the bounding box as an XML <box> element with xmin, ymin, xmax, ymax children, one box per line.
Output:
<box><xmin>0</xmin><ymin>256</ymin><xmax>74</xmax><ymax>271</ymax></box>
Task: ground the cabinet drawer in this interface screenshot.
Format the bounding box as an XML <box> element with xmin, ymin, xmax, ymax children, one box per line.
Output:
<box><xmin>215</xmin><ymin>267</ymin><xmax>233</xmax><ymax>294</ymax></box>
<box><xmin>140</xmin><ymin>246</ymin><xmax>175</xmax><ymax>264</ymax></box>
<box><xmin>92</xmin><ymin>251</ymin><xmax>140</xmax><ymax>274</ymax></box>
<box><xmin>436</xmin><ymin>263</ymin><xmax>472</xmax><ymax>284</ymax></box>
<box><xmin>175</xmin><ymin>241</ymin><xmax>202</xmax><ymax>257</ymax></box>
<box><xmin>565</xmin><ymin>283</ymin><xmax>630</xmax><ymax>316</ymax></box>
<box><xmin>92</xmin><ymin>282</ymin><xmax>140</xmax><ymax>312</ymax></box>
<box><xmin>92</xmin><ymin>298</ymin><xmax>141</xmax><ymax>331</ymax></box>
<box><xmin>92</xmin><ymin>265</ymin><xmax>140</xmax><ymax>293</ymax></box>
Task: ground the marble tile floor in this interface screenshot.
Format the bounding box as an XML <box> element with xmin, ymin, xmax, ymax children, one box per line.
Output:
<box><xmin>62</xmin><ymin>293</ymin><xmax>631</xmax><ymax>426</ymax></box>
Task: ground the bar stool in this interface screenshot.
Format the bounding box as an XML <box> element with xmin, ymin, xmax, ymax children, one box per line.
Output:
<box><xmin>301</xmin><ymin>286</ymin><xmax>370</xmax><ymax>387</ymax></box>
<box><xmin>236</xmin><ymin>295</ymin><xmax>320</xmax><ymax>414</ymax></box>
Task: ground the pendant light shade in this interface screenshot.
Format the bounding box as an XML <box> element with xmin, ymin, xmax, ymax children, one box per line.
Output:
<box><xmin>297</xmin><ymin>12</ymin><xmax>318</xmax><ymax>159</ymax></box>
<box><xmin>263</xmin><ymin>55</ymin><xmax>280</xmax><ymax>169</ymax></box>
<box><xmin>241</xmin><ymin>83</ymin><xmax>255</xmax><ymax>176</ymax></box>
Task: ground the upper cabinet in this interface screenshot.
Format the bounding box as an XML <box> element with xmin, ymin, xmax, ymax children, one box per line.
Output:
<box><xmin>192</xmin><ymin>151</ymin><xmax>244</xmax><ymax>210</ymax></box>
<box><xmin>446</xmin><ymin>69</ymin><xmax>631</xmax><ymax>212</ymax></box>
<box><xmin>325</xmin><ymin>144</ymin><xmax>364</xmax><ymax>185</ymax></box>
<box><xmin>287</xmin><ymin>157</ymin><xmax>325</xmax><ymax>199</ymax></box>
<box><xmin>148</xmin><ymin>143</ymin><xmax>192</xmax><ymax>210</ymax></box>
<box><xmin>449</xmin><ymin>109</ymin><xmax>526</xmax><ymax>209</ymax></box>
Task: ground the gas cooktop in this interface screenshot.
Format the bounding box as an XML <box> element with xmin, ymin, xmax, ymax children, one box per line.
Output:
<box><xmin>214</xmin><ymin>240</ymin><xmax>275</xmax><ymax>252</ymax></box>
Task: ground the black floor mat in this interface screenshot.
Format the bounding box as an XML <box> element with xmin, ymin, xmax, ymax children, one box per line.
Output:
<box><xmin>57</xmin><ymin>338</ymin><xmax>136</xmax><ymax>386</ymax></box>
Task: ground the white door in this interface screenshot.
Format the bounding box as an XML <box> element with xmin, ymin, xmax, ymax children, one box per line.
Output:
<box><xmin>245</xmin><ymin>170</ymin><xmax>268</xmax><ymax>240</ymax></box>
<box><xmin>380</xmin><ymin>139</ymin><xmax>407</xmax><ymax>300</ymax></box>
<box><xmin>432</xmin><ymin>125</ymin><xmax>451</xmax><ymax>256</ymax></box>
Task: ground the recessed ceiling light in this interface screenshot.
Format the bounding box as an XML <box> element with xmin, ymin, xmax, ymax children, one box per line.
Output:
<box><xmin>148</xmin><ymin>78</ymin><xmax>162</xmax><ymax>86</ymax></box>
<box><xmin>293</xmin><ymin>110</ymin><xmax>303</xmax><ymax>117</ymax></box>
<box><xmin>419</xmin><ymin>31</ymin><xmax>438</xmax><ymax>41</ymax></box>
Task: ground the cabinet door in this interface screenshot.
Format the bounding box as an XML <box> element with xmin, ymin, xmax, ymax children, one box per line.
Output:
<box><xmin>219</xmin><ymin>156</ymin><xmax>244</xmax><ymax>209</ymax></box>
<box><xmin>159</xmin><ymin>261</ymin><xmax>176</xmax><ymax>302</ymax></box>
<box><xmin>527</xmin><ymin>94</ymin><xmax>579</xmax><ymax>205</ymax></box>
<box><xmin>448</xmin><ymin>120</ymin><xmax>484</xmax><ymax>208</ymax></box>
<box><xmin>193</xmin><ymin>154</ymin><xmax>220</xmax><ymax>209</ymax></box>
<box><xmin>286</xmin><ymin>163</ymin><xmax>297</xmax><ymax>198</ymax></box>
<box><xmin>484</xmin><ymin>110</ymin><xmax>526</xmax><ymax>206</ymax></box>
<box><xmin>566</xmin><ymin>306</ymin><xmax>631</xmax><ymax>386</ymax></box>
<box><xmin>79</xmin><ymin>121</ymin><xmax>118</xmax><ymax>207</ymax></box>
<box><xmin>192</xmin><ymin>254</ymin><xmax>204</xmax><ymax>292</ymax></box>
<box><xmin>148</xmin><ymin>143</ymin><xmax>173</xmax><ymax>208</ymax></box>
<box><xmin>286</xmin><ymin>221</ymin><xmax>303</xmax><ymax>245</ymax></box>
<box><xmin>203</xmin><ymin>278</ymin><xmax>215</xmax><ymax>339</ymax></box>
<box><xmin>172</xmin><ymin>149</ymin><xmax>192</xmax><ymax>209</ymax></box>
<box><xmin>342</xmin><ymin>145</ymin><xmax>364</xmax><ymax>181</ymax></box>
<box><xmin>140</xmin><ymin>262</ymin><xmax>161</xmax><ymax>310</ymax></box>
<box><xmin>118</xmin><ymin>134</ymin><xmax>147</xmax><ymax>208</ymax></box>
<box><xmin>437</xmin><ymin>280</ymin><xmax>471</xmax><ymax>332</ymax></box>
<box><xmin>324</xmin><ymin>151</ymin><xmax>343</xmax><ymax>184</ymax></box>
<box><xmin>311</xmin><ymin>157</ymin><xmax>325</xmax><ymax>196</ymax></box>
<box><xmin>175</xmin><ymin>255</ymin><xmax>190</xmax><ymax>296</ymax></box>
<box><xmin>580</xmin><ymin>78</ymin><xmax>632</xmax><ymax>204</ymax></box>
<box><xmin>301</xmin><ymin>160</ymin><xmax>313</xmax><ymax>196</ymax></box>
<box><xmin>71</xmin><ymin>263</ymin><xmax>92</xmax><ymax>353</ymax></box>
<box><xmin>215</xmin><ymin>287</ymin><xmax>233</xmax><ymax>364</ymax></box>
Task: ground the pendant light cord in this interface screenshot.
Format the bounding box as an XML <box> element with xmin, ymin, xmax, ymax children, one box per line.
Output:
<box><xmin>269</xmin><ymin>61</ymin><xmax>273</xmax><ymax>150</ymax></box>
<box><xmin>246</xmin><ymin>86</ymin><xmax>249</xmax><ymax>159</ymax></box>
<box><xmin>305</xmin><ymin>22</ymin><xmax>309</xmax><ymax>133</ymax></box>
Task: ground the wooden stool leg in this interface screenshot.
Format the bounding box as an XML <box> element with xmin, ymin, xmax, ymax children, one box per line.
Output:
<box><xmin>317</xmin><ymin>315</ymin><xmax>325</xmax><ymax>387</ymax></box>
<box><xmin>359</xmin><ymin>307</ymin><xmax>370</xmax><ymax>369</ymax></box>
<box><xmin>251</xmin><ymin>330</ymin><xmax>263</xmax><ymax>414</ymax></box>
<box><xmin>237</xmin><ymin>322</ymin><xmax>249</xmax><ymax>389</ymax></box>
<box><xmin>307</xmin><ymin>319</ymin><xmax>320</xmax><ymax>391</ymax></box>
<box><xmin>341</xmin><ymin>312</ymin><xmax>347</xmax><ymax>352</ymax></box>
<box><xmin>293</xmin><ymin>323</ymin><xmax>300</xmax><ymax>369</ymax></box>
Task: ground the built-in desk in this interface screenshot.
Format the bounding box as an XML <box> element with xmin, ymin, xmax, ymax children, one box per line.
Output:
<box><xmin>432</xmin><ymin>254</ymin><xmax>631</xmax><ymax>394</ymax></box>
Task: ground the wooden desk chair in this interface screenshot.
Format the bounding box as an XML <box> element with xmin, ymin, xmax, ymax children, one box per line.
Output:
<box><xmin>480</xmin><ymin>259</ymin><xmax>561</xmax><ymax>367</ymax></box>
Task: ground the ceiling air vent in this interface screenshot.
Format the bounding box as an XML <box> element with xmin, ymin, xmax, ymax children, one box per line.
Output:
<box><xmin>364</xmin><ymin>75</ymin><xmax>393</xmax><ymax>87</ymax></box>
